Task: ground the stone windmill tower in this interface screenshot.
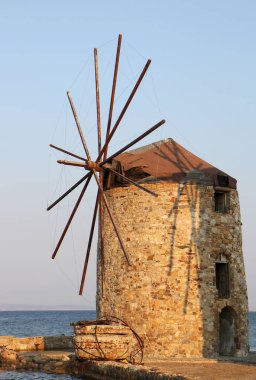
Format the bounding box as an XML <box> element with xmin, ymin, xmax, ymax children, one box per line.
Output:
<box><xmin>47</xmin><ymin>34</ymin><xmax>248</xmax><ymax>360</ymax></box>
<box><xmin>97</xmin><ymin>138</ymin><xmax>248</xmax><ymax>359</ymax></box>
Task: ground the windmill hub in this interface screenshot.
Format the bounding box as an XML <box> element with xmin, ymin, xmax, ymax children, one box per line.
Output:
<box><xmin>86</xmin><ymin>160</ymin><xmax>101</xmax><ymax>171</ymax></box>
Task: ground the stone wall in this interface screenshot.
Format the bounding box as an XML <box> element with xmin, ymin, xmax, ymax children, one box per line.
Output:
<box><xmin>197</xmin><ymin>186</ymin><xmax>248</xmax><ymax>357</ymax></box>
<box><xmin>0</xmin><ymin>336</ymin><xmax>44</xmax><ymax>352</ymax></box>
<box><xmin>0</xmin><ymin>336</ymin><xmax>73</xmax><ymax>352</ymax></box>
<box><xmin>0</xmin><ymin>349</ymin><xmax>71</xmax><ymax>374</ymax></box>
<box><xmin>97</xmin><ymin>181</ymin><xmax>248</xmax><ymax>359</ymax></box>
<box><xmin>73</xmin><ymin>323</ymin><xmax>138</xmax><ymax>361</ymax></box>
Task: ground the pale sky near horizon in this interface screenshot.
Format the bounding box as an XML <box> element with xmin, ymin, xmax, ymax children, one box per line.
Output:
<box><xmin>0</xmin><ymin>0</ymin><xmax>255</xmax><ymax>310</ymax></box>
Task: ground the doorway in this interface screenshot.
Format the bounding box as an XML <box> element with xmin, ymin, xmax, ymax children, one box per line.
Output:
<box><xmin>219</xmin><ymin>307</ymin><xmax>236</xmax><ymax>356</ymax></box>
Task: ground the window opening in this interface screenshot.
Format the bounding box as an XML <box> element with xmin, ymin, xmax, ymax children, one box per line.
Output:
<box><xmin>216</xmin><ymin>262</ymin><xmax>230</xmax><ymax>298</ymax></box>
<box><xmin>214</xmin><ymin>192</ymin><xmax>229</xmax><ymax>213</ymax></box>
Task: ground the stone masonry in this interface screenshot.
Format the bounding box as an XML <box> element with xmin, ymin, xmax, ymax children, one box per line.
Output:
<box><xmin>97</xmin><ymin>178</ymin><xmax>248</xmax><ymax>359</ymax></box>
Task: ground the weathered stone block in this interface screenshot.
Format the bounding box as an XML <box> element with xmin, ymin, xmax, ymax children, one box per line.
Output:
<box><xmin>72</xmin><ymin>322</ymin><xmax>137</xmax><ymax>361</ymax></box>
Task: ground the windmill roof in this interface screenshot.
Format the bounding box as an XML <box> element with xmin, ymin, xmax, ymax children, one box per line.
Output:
<box><xmin>115</xmin><ymin>138</ymin><xmax>237</xmax><ymax>188</ymax></box>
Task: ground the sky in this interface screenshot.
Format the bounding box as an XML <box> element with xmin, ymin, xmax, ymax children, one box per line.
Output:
<box><xmin>0</xmin><ymin>0</ymin><xmax>255</xmax><ymax>310</ymax></box>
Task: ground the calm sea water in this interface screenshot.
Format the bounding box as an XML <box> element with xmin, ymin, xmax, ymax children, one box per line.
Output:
<box><xmin>0</xmin><ymin>372</ymin><xmax>78</xmax><ymax>379</ymax></box>
<box><xmin>0</xmin><ymin>311</ymin><xmax>96</xmax><ymax>380</ymax></box>
<box><xmin>0</xmin><ymin>310</ymin><xmax>255</xmax><ymax>379</ymax></box>
<box><xmin>249</xmin><ymin>311</ymin><xmax>256</xmax><ymax>351</ymax></box>
<box><xmin>0</xmin><ymin>310</ymin><xmax>96</xmax><ymax>338</ymax></box>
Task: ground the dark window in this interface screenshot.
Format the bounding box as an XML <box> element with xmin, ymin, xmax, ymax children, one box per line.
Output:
<box><xmin>214</xmin><ymin>192</ymin><xmax>229</xmax><ymax>213</ymax></box>
<box><xmin>217</xmin><ymin>174</ymin><xmax>229</xmax><ymax>187</ymax></box>
<box><xmin>216</xmin><ymin>263</ymin><xmax>230</xmax><ymax>298</ymax></box>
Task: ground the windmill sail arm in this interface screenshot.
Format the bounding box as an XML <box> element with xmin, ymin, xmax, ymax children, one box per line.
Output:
<box><xmin>97</xmin><ymin>59</ymin><xmax>152</xmax><ymax>163</ymax></box>
<box><xmin>79</xmin><ymin>190</ymin><xmax>100</xmax><ymax>295</ymax></box>
<box><xmin>104</xmin><ymin>166</ymin><xmax>157</xmax><ymax>197</ymax></box>
<box><xmin>49</xmin><ymin>144</ymin><xmax>87</xmax><ymax>161</ymax></box>
<box><xmin>67</xmin><ymin>91</ymin><xmax>92</xmax><ymax>161</ymax></box>
<box><xmin>101</xmin><ymin>119</ymin><xmax>166</xmax><ymax>165</ymax></box>
<box><xmin>47</xmin><ymin>172</ymin><xmax>91</xmax><ymax>211</ymax></box>
<box><xmin>51</xmin><ymin>174</ymin><xmax>92</xmax><ymax>259</ymax></box>
<box><xmin>93</xmin><ymin>169</ymin><xmax>131</xmax><ymax>266</ymax></box>
<box><xmin>104</xmin><ymin>34</ymin><xmax>122</xmax><ymax>160</ymax></box>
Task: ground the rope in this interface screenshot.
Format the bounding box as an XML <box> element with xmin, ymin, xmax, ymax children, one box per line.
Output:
<box><xmin>68</xmin><ymin>55</ymin><xmax>92</xmax><ymax>91</ymax></box>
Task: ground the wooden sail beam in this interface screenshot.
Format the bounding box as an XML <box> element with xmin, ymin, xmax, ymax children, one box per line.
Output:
<box><xmin>99</xmin><ymin>181</ymin><xmax>105</xmax><ymax>298</ymax></box>
<box><xmin>57</xmin><ymin>160</ymin><xmax>157</xmax><ymax>197</ymax></box>
<box><xmin>79</xmin><ymin>191</ymin><xmax>100</xmax><ymax>295</ymax></box>
<box><xmin>49</xmin><ymin>144</ymin><xmax>87</xmax><ymax>161</ymax></box>
<box><xmin>93</xmin><ymin>170</ymin><xmax>131</xmax><ymax>265</ymax></box>
<box><xmin>56</xmin><ymin>160</ymin><xmax>157</xmax><ymax>197</ymax></box>
<box><xmin>48</xmin><ymin>120</ymin><xmax>165</xmax><ymax>212</ymax></box>
<box><xmin>99</xmin><ymin>34</ymin><xmax>122</xmax><ymax>298</ymax></box>
<box><xmin>57</xmin><ymin>118</ymin><xmax>166</xmax><ymax>169</ymax></box>
<box><xmin>57</xmin><ymin>159</ymin><xmax>100</xmax><ymax>171</ymax></box>
<box><xmin>47</xmin><ymin>172</ymin><xmax>91</xmax><ymax>211</ymax></box>
<box><xmin>55</xmin><ymin>121</ymin><xmax>164</xmax><ymax>169</ymax></box>
<box><xmin>48</xmin><ymin>56</ymin><xmax>161</xmax><ymax>213</ymax></box>
<box><xmin>105</xmin><ymin>167</ymin><xmax>158</xmax><ymax>197</ymax></box>
<box><xmin>94</xmin><ymin>45</ymin><xmax>105</xmax><ymax>294</ymax></box>
<box><xmin>104</xmin><ymin>34</ymin><xmax>122</xmax><ymax>160</ymax></box>
<box><xmin>67</xmin><ymin>91</ymin><xmax>92</xmax><ymax>161</ymax></box>
<box><xmin>94</xmin><ymin>48</ymin><xmax>102</xmax><ymax>155</ymax></box>
<box><xmin>101</xmin><ymin>119</ymin><xmax>166</xmax><ymax>165</ymax></box>
<box><xmin>51</xmin><ymin>173</ymin><xmax>92</xmax><ymax>259</ymax></box>
<box><xmin>96</xmin><ymin>59</ymin><xmax>151</xmax><ymax>163</ymax></box>
<box><xmin>99</xmin><ymin>200</ymin><xmax>105</xmax><ymax>297</ymax></box>
<box><xmin>48</xmin><ymin>36</ymin><xmax>167</xmax><ymax>298</ymax></box>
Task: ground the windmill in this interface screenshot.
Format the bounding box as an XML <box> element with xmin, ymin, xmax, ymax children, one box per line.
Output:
<box><xmin>47</xmin><ymin>34</ymin><xmax>165</xmax><ymax>296</ymax></box>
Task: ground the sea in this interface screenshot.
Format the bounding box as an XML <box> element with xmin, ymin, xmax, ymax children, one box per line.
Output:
<box><xmin>0</xmin><ymin>310</ymin><xmax>255</xmax><ymax>379</ymax></box>
<box><xmin>0</xmin><ymin>311</ymin><xmax>96</xmax><ymax>380</ymax></box>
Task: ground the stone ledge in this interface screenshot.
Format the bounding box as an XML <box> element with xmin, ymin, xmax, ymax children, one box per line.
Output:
<box><xmin>1</xmin><ymin>350</ymin><xmax>256</xmax><ymax>379</ymax></box>
<box><xmin>0</xmin><ymin>350</ymin><xmax>73</xmax><ymax>374</ymax></box>
<box><xmin>68</xmin><ymin>359</ymin><xmax>195</xmax><ymax>379</ymax></box>
<box><xmin>0</xmin><ymin>349</ymin><xmax>192</xmax><ymax>379</ymax></box>
<box><xmin>0</xmin><ymin>335</ymin><xmax>73</xmax><ymax>352</ymax></box>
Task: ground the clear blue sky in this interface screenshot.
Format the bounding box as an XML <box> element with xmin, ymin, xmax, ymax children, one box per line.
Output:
<box><xmin>0</xmin><ymin>0</ymin><xmax>255</xmax><ymax>310</ymax></box>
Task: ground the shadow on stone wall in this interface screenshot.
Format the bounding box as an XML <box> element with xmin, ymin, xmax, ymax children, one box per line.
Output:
<box><xmin>153</xmin><ymin>141</ymin><xmax>219</xmax><ymax>357</ymax></box>
<box><xmin>153</xmin><ymin>142</ymin><xmax>202</xmax><ymax>314</ymax></box>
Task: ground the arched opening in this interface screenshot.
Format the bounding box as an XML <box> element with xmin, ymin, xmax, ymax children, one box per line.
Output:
<box><xmin>219</xmin><ymin>306</ymin><xmax>236</xmax><ymax>356</ymax></box>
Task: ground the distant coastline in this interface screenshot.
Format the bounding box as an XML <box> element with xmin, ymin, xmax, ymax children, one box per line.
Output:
<box><xmin>0</xmin><ymin>305</ymin><xmax>255</xmax><ymax>312</ymax></box>
<box><xmin>0</xmin><ymin>305</ymin><xmax>96</xmax><ymax>311</ymax></box>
